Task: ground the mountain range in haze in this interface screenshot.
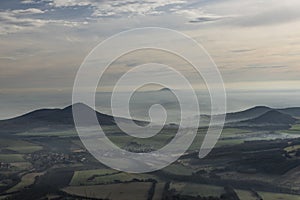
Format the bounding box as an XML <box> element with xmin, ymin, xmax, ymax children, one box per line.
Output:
<box><xmin>0</xmin><ymin>103</ymin><xmax>299</xmax><ymax>134</ymax></box>
<box><xmin>224</xmin><ymin>106</ymin><xmax>300</xmax><ymax>122</ymax></box>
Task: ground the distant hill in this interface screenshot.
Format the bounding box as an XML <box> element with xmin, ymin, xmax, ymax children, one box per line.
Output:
<box><xmin>216</xmin><ymin>106</ymin><xmax>300</xmax><ymax>124</ymax></box>
<box><xmin>244</xmin><ymin>110</ymin><xmax>297</xmax><ymax>125</ymax></box>
<box><xmin>159</xmin><ymin>87</ymin><xmax>172</xmax><ymax>92</ymax></box>
<box><xmin>279</xmin><ymin>107</ymin><xmax>300</xmax><ymax>117</ymax></box>
<box><xmin>0</xmin><ymin>103</ymin><xmax>118</xmax><ymax>133</ymax></box>
<box><xmin>225</xmin><ymin>109</ymin><xmax>298</xmax><ymax>130</ymax></box>
<box><xmin>1</xmin><ymin>104</ymin><xmax>299</xmax><ymax>133</ymax></box>
<box><xmin>224</xmin><ymin>106</ymin><xmax>272</xmax><ymax>123</ymax></box>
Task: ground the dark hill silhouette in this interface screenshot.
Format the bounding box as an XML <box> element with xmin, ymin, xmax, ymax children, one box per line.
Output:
<box><xmin>159</xmin><ymin>87</ymin><xmax>172</xmax><ymax>92</ymax></box>
<box><xmin>0</xmin><ymin>103</ymin><xmax>117</xmax><ymax>133</ymax></box>
<box><xmin>244</xmin><ymin>110</ymin><xmax>297</xmax><ymax>125</ymax></box>
<box><xmin>1</xmin><ymin>104</ymin><xmax>299</xmax><ymax>133</ymax></box>
<box><xmin>279</xmin><ymin>107</ymin><xmax>300</xmax><ymax>117</ymax></box>
<box><xmin>222</xmin><ymin>106</ymin><xmax>272</xmax><ymax>123</ymax></box>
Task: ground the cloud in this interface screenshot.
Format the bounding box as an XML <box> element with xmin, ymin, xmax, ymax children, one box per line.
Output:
<box><xmin>235</xmin><ymin>7</ymin><xmax>300</xmax><ymax>27</ymax></box>
<box><xmin>0</xmin><ymin>0</ymin><xmax>189</xmax><ymax>34</ymax></box>
<box><xmin>172</xmin><ymin>0</ymin><xmax>300</xmax><ymax>27</ymax></box>
<box><xmin>11</xmin><ymin>8</ymin><xmax>45</xmax><ymax>14</ymax></box>
<box><xmin>0</xmin><ymin>7</ymin><xmax>49</xmax><ymax>34</ymax></box>
<box><xmin>0</xmin><ymin>7</ymin><xmax>88</xmax><ymax>34</ymax></box>
<box><xmin>175</xmin><ymin>9</ymin><xmax>228</xmax><ymax>24</ymax></box>
<box><xmin>203</xmin><ymin>0</ymin><xmax>300</xmax><ymax>27</ymax></box>
<box><xmin>231</xmin><ymin>49</ymin><xmax>256</xmax><ymax>53</ymax></box>
<box><xmin>0</xmin><ymin>56</ymin><xmax>17</xmax><ymax>61</ymax></box>
<box><xmin>189</xmin><ymin>16</ymin><xmax>223</xmax><ymax>23</ymax></box>
<box><xmin>244</xmin><ymin>65</ymin><xmax>288</xmax><ymax>70</ymax></box>
<box><xmin>49</xmin><ymin>0</ymin><xmax>93</xmax><ymax>7</ymax></box>
<box><xmin>21</xmin><ymin>0</ymin><xmax>37</xmax><ymax>4</ymax></box>
<box><xmin>4</xmin><ymin>0</ymin><xmax>300</xmax><ymax>29</ymax></box>
<box><xmin>0</xmin><ymin>10</ymin><xmax>47</xmax><ymax>34</ymax></box>
<box><xmin>49</xmin><ymin>0</ymin><xmax>187</xmax><ymax>17</ymax></box>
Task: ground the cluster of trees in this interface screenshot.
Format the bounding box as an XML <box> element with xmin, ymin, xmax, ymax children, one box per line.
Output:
<box><xmin>160</xmin><ymin>182</ymin><xmax>242</xmax><ymax>200</ymax></box>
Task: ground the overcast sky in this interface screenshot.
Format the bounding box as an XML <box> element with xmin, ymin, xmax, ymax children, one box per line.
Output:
<box><xmin>1</xmin><ymin>0</ymin><xmax>300</xmax><ymax>118</ymax></box>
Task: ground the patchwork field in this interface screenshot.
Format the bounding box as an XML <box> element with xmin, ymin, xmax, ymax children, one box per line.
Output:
<box><xmin>170</xmin><ymin>182</ymin><xmax>300</xmax><ymax>200</ymax></box>
<box><xmin>0</xmin><ymin>138</ymin><xmax>42</xmax><ymax>153</ymax></box>
<box><xmin>1</xmin><ymin>107</ymin><xmax>300</xmax><ymax>199</ymax></box>
<box><xmin>63</xmin><ymin>182</ymin><xmax>152</xmax><ymax>200</ymax></box>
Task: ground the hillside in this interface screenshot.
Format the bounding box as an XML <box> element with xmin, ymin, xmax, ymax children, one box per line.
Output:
<box><xmin>224</xmin><ymin>106</ymin><xmax>272</xmax><ymax>123</ymax></box>
<box><xmin>245</xmin><ymin>110</ymin><xmax>297</xmax><ymax>125</ymax></box>
<box><xmin>0</xmin><ymin>103</ymin><xmax>116</xmax><ymax>133</ymax></box>
<box><xmin>279</xmin><ymin>107</ymin><xmax>300</xmax><ymax>117</ymax></box>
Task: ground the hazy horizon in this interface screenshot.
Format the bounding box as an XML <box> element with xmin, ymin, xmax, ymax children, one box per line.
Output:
<box><xmin>1</xmin><ymin>89</ymin><xmax>300</xmax><ymax>121</ymax></box>
<box><xmin>1</xmin><ymin>0</ymin><xmax>300</xmax><ymax>119</ymax></box>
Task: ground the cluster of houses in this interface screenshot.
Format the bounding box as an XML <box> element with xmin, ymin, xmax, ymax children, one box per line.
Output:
<box><xmin>25</xmin><ymin>151</ymin><xmax>87</xmax><ymax>170</ymax></box>
<box><xmin>0</xmin><ymin>162</ymin><xmax>11</xmax><ymax>170</ymax></box>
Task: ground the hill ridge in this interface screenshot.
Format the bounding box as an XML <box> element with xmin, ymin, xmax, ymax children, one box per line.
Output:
<box><xmin>0</xmin><ymin>103</ymin><xmax>116</xmax><ymax>133</ymax></box>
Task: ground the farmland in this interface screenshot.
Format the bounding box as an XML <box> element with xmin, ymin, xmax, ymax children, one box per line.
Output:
<box><xmin>0</xmin><ymin>139</ymin><xmax>42</xmax><ymax>154</ymax></box>
<box><xmin>0</xmin><ymin>129</ymin><xmax>300</xmax><ymax>199</ymax></box>
<box><xmin>63</xmin><ymin>182</ymin><xmax>153</xmax><ymax>200</ymax></box>
<box><xmin>1</xmin><ymin>107</ymin><xmax>300</xmax><ymax>199</ymax></box>
<box><xmin>7</xmin><ymin>172</ymin><xmax>44</xmax><ymax>193</ymax></box>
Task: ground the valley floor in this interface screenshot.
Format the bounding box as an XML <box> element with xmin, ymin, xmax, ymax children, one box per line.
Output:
<box><xmin>1</xmin><ymin>124</ymin><xmax>300</xmax><ymax>200</ymax></box>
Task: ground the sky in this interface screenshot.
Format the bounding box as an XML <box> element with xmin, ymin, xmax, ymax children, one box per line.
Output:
<box><xmin>1</xmin><ymin>0</ymin><xmax>300</xmax><ymax>119</ymax></box>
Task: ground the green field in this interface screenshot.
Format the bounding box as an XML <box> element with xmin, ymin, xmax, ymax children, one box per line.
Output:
<box><xmin>0</xmin><ymin>138</ymin><xmax>42</xmax><ymax>153</ymax></box>
<box><xmin>7</xmin><ymin>145</ymin><xmax>42</xmax><ymax>154</ymax></box>
<box><xmin>108</xmin><ymin>131</ymin><xmax>175</xmax><ymax>150</ymax></box>
<box><xmin>234</xmin><ymin>189</ymin><xmax>300</xmax><ymax>200</ymax></box>
<box><xmin>284</xmin><ymin>144</ymin><xmax>300</xmax><ymax>153</ymax></box>
<box><xmin>70</xmin><ymin>169</ymin><xmax>157</xmax><ymax>186</ymax></box>
<box><xmin>170</xmin><ymin>182</ymin><xmax>225</xmax><ymax>197</ymax></box>
<box><xmin>170</xmin><ymin>182</ymin><xmax>300</xmax><ymax>200</ymax></box>
<box><xmin>18</xmin><ymin>130</ymin><xmax>77</xmax><ymax>137</ymax></box>
<box><xmin>221</xmin><ymin>128</ymin><xmax>251</xmax><ymax>135</ymax></box>
<box><xmin>286</xmin><ymin>123</ymin><xmax>300</xmax><ymax>134</ymax></box>
<box><xmin>7</xmin><ymin>172</ymin><xmax>44</xmax><ymax>193</ymax></box>
<box><xmin>162</xmin><ymin>163</ymin><xmax>194</xmax><ymax>175</ymax></box>
<box><xmin>63</xmin><ymin>182</ymin><xmax>152</xmax><ymax>200</ymax></box>
<box><xmin>0</xmin><ymin>195</ymin><xmax>12</xmax><ymax>200</ymax></box>
<box><xmin>258</xmin><ymin>191</ymin><xmax>300</xmax><ymax>200</ymax></box>
<box><xmin>70</xmin><ymin>168</ymin><xmax>119</xmax><ymax>185</ymax></box>
<box><xmin>0</xmin><ymin>154</ymin><xmax>25</xmax><ymax>162</ymax></box>
<box><xmin>188</xmin><ymin>128</ymin><xmax>251</xmax><ymax>150</ymax></box>
<box><xmin>9</xmin><ymin>162</ymin><xmax>32</xmax><ymax>170</ymax></box>
<box><xmin>234</xmin><ymin>190</ymin><xmax>258</xmax><ymax>200</ymax></box>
